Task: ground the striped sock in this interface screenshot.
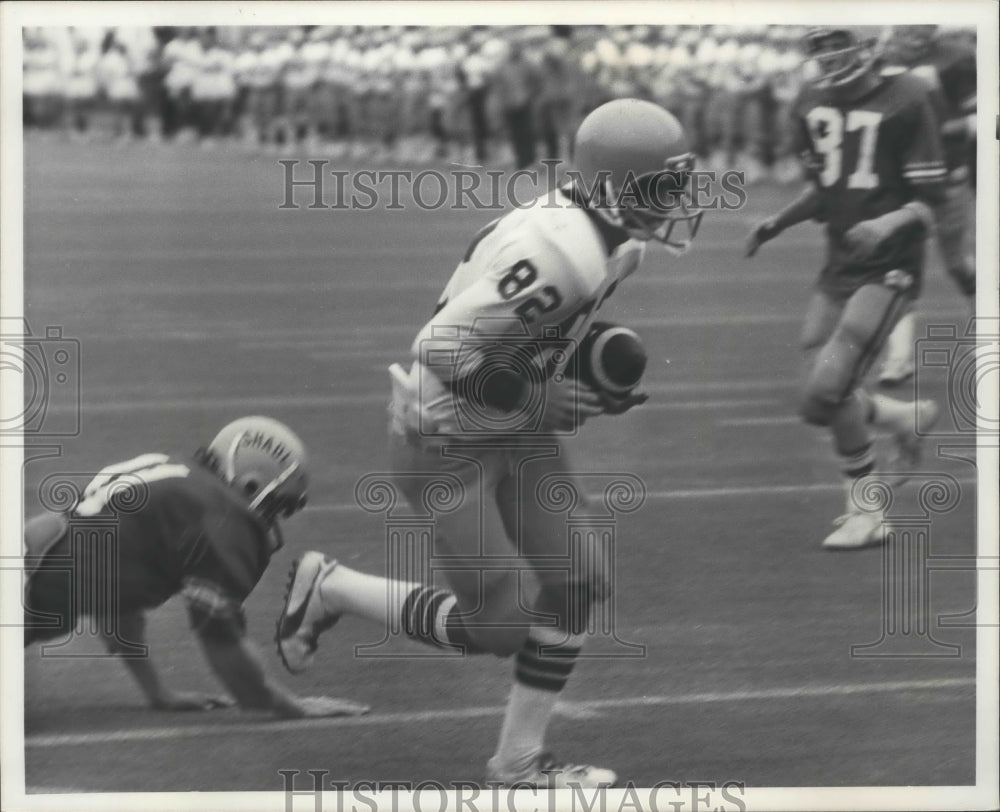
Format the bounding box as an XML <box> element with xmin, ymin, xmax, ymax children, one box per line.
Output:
<box><xmin>514</xmin><ymin>632</ymin><xmax>581</xmax><ymax>692</ymax></box>
<box><xmin>493</xmin><ymin>628</ymin><xmax>584</xmax><ymax>774</ymax></box>
<box><xmin>839</xmin><ymin>441</ymin><xmax>875</xmax><ymax>479</ymax></box>
<box><xmin>399</xmin><ymin>586</ymin><xmax>483</xmax><ymax>653</ymax></box>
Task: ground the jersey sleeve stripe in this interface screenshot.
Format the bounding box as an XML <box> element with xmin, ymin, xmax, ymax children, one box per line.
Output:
<box><xmin>903</xmin><ymin>167</ymin><xmax>948</xmax><ymax>178</ymax></box>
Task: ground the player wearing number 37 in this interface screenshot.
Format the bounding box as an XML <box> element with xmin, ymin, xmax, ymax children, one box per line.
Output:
<box><xmin>277</xmin><ymin>99</ymin><xmax>702</xmax><ymax>788</ymax></box>
<box><xmin>23</xmin><ymin>416</ymin><xmax>368</xmax><ymax>719</ymax></box>
<box><xmin>745</xmin><ymin>27</ymin><xmax>946</xmax><ymax>550</ymax></box>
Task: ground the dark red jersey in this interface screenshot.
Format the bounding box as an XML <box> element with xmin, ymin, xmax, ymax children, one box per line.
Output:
<box><xmin>793</xmin><ymin>71</ymin><xmax>947</xmax><ymax>294</ymax></box>
<box><xmin>67</xmin><ymin>453</ymin><xmax>276</xmax><ymax>613</ymax></box>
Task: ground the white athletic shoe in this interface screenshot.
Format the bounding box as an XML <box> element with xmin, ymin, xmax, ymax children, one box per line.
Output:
<box><xmin>486</xmin><ymin>752</ymin><xmax>618</xmax><ymax>789</ymax></box>
<box><xmin>878</xmin><ymin>357</ymin><xmax>915</xmax><ymax>387</ymax></box>
<box><xmin>822</xmin><ymin>510</ymin><xmax>885</xmax><ymax>550</ymax></box>
<box><xmin>889</xmin><ymin>399</ymin><xmax>940</xmax><ymax>477</ymax></box>
<box><xmin>276</xmin><ymin>552</ymin><xmax>340</xmax><ymax>674</ymax></box>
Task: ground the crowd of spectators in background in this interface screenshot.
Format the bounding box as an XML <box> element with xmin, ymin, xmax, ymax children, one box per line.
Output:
<box><xmin>22</xmin><ymin>24</ymin><xmax>976</xmax><ymax>183</ymax></box>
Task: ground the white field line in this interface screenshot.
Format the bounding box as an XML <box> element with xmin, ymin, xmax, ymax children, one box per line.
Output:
<box><xmin>63</xmin><ymin>312</ymin><xmax>810</xmax><ymax>347</ymax></box>
<box><xmin>27</xmin><ymin>241</ymin><xmax>821</xmax><ymax>269</ymax></box>
<box><xmin>52</xmin><ymin>309</ymin><xmax>964</xmax><ymax>345</ymax></box>
<box><xmin>40</xmin><ymin>380</ymin><xmax>799</xmax><ymax>415</ymax></box>
<box><xmin>718</xmin><ymin>415</ymin><xmax>802</xmax><ymax>427</ymax></box>
<box><xmin>306</xmin><ymin>476</ymin><xmax>976</xmax><ymax>515</ymax></box>
<box><xmin>26</xmin><ymin>270</ymin><xmax>809</xmax><ymax>294</ymax></box>
<box><xmin>634</xmin><ymin>397</ymin><xmax>782</xmax><ymax>412</ymax></box>
<box><xmin>25</xmin><ymin>677</ymin><xmax>974</xmax><ymax>749</ymax></box>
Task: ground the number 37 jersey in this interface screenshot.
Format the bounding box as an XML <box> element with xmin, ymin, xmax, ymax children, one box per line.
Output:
<box><xmin>792</xmin><ymin>72</ymin><xmax>946</xmax><ymax>290</ymax></box>
<box><xmin>398</xmin><ymin>189</ymin><xmax>646</xmax><ymax>436</ymax></box>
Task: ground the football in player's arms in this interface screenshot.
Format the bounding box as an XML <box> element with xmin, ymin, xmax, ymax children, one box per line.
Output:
<box><xmin>572</xmin><ymin>320</ymin><xmax>649</xmax><ymax>414</ymax></box>
<box><xmin>278</xmin><ymin>98</ymin><xmax>702</xmax><ymax>788</ymax></box>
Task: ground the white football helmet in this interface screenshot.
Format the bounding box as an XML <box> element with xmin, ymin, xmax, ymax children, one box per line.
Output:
<box><xmin>572</xmin><ymin>98</ymin><xmax>703</xmax><ymax>254</ymax></box>
<box><xmin>206</xmin><ymin>416</ymin><xmax>309</xmax><ymax>520</ymax></box>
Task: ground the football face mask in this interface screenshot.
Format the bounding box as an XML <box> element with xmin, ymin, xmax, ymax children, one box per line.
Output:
<box><xmin>600</xmin><ymin>154</ymin><xmax>704</xmax><ymax>254</ymax></box>
<box><xmin>802</xmin><ymin>28</ymin><xmax>875</xmax><ymax>90</ymax></box>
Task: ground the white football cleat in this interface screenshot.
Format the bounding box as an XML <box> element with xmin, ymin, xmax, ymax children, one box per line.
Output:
<box><xmin>822</xmin><ymin>510</ymin><xmax>885</xmax><ymax>550</ymax></box>
<box><xmin>878</xmin><ymin>357</ymin><xmax>915</xmax><ymax>387</ymax></box>
<box><xmin>889</xmin><ymin>398</ymin><xmax>939</xmax><ymax>477</ymax></box>
<box><xmin>486</xmin><ymin>752</ymin><xmax>617</xmax><ymax>789</ymax></box>
<box><xmin>276</xmin><ymin>552</ymin><xmax>340</xmax><ymax>674</ymax></box>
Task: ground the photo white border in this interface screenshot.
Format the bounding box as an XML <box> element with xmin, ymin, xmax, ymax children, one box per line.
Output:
<box><xmin>1</xmin><ymin>2</ymin><xmax>997</xmax><ymax>810</ymax></box>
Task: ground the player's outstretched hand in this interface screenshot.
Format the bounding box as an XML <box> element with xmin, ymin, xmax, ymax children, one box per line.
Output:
<box><xmin>843</xmin><ymin>218</ymin><xmax>889</xmax><ymax>264</ymax></box>
<box><xmin>151</xmin><ymin>691</ymin><xmax>235</xmax><ymax>712</ymax></box>
<box><xmin>286</xmin><ymin>696</ymin><xmax>371</xmax><ymax>719</ymax></box>
<box><xmin>540</xmin><ymin>377</ymin><xmax>604</xmax><ymax>431</ymax></box>
<box><xmin>745</xmin><ymin>218</ymin><xmax>782</xmax><ymax>258</ymax></box>
<box><xmin>600</xmin><ymin>390</ymin><xmax>650</xmax><ymax>416</ymax></box>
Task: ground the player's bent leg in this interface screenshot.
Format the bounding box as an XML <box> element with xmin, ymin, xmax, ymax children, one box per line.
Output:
<box><xmin>278</xmin><ymin>438</ymin><xmax>526</xmax><ymax>671</ymax></box>
<box><xmin>945</xmin><ymin>257</ymin><xmax>976</xmax><ymax>299</ymax></box>
<box><xmin>800</xmin><ymin>283</ymin><xmax>910</xmax><ymax>427</ymax></box>
<box><xmin>936</xmin><ymin>178</ymin><xmax>976</xmax><ymax>300</ymax></box>
<box><xmin>277</xmin><ymin>552</ymin><xmax>527</xmax><ymax>673</ymax></box>
<box><xmin>879</xmin><ymin>306</ymin><xmax>916</xmax><ymax>387</ymax></box>
<box><xmin>799</xmin><ymin>283</ymin><xmax>934</xmax><ymax>549</ymax></box>
<box><xmin>23</xmin><ymin>514</ymin><xmax>73</xmax><ymax>646</ymax></box>
<box><xmin>799</xmin><ymin>289</ymin><xmax>845</xmax><ymax>355</ymax></box>
<box><xmin>436</xmin><ymin>567</ymin><xmax>532</xmax><ymax>657</ymax></box>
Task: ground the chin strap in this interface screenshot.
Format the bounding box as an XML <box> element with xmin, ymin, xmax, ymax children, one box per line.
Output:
<box><xmin>223</xmin><ymin>430</ymin><xmax>302</xmax><ymax>517</ymax></box>
<box><xmin>248</xmin><ymin>460</ymin><xmax>301</xmax><ymax>514</ymax></box>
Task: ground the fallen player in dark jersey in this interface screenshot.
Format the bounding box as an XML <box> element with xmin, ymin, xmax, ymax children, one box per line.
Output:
<box><xmin>23</xmin><ymin>415</ymin><xmax>368</xmax><ymax>718</ymax></box>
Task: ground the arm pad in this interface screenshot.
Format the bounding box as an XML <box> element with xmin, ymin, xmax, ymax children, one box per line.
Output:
<box><xmin>182</xmin><ymin>577</ymin><xmax>246</xmax><ymax>643</ymax></box>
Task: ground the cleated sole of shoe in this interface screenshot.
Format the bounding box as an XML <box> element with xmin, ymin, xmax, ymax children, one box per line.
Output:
<box><xmin>485</xmin><ymin>755</ymin><xmax>618</xmax><ymax>789</ymax></box>
<box><xmin>275</xmin><ymin>554</ymin><xmax>339</xmax><ymax>674</ymax></box>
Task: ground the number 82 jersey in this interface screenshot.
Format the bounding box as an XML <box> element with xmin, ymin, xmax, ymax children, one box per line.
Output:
<box><xmin>400</xmin><ymin>188</ymin><xmax>646</xmax><ymax>437</ymax></box>
<box><xmin>793</xmin><ymin>71</ymin><xmax>947</xmax><ymax>293</ymax></box>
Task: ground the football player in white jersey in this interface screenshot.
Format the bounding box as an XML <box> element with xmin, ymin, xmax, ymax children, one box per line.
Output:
<box><xmin>277</xmin><ymin>99</ymin><xmax>703</xmax><ymax>788</ymax></box>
